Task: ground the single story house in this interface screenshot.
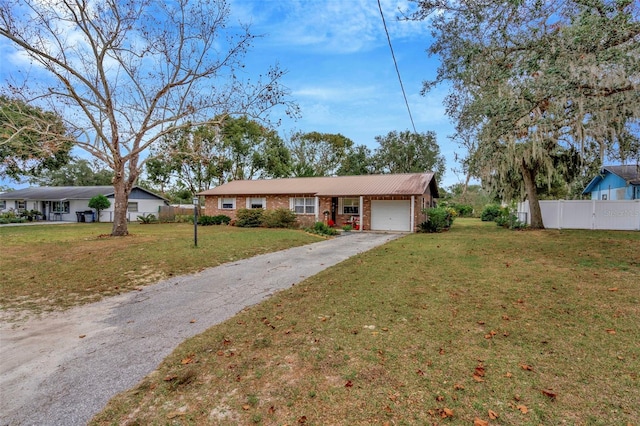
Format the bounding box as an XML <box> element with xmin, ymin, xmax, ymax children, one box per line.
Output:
<box><xmin>0</xmin><ymin>186</ymin><xmax>169</xmax><ymax>222</ymax></box>
<box><xmin>582</xmin><ymin>165</ymin><xmax>640</xmax><ymax>200</ymax></box>
<box><xmin>198</xmin><ymin>172</ymin><xmax>439</xmax><ymax>232</ymax></box>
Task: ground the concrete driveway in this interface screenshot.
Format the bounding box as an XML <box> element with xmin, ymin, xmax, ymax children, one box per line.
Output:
<box><xmin>0</xmin><ymin>232</ymin><xmax>403</xmax><ymax>426</ymax></box>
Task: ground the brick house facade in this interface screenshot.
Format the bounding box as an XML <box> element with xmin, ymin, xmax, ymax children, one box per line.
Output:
<box><xmin>199</xmin><ymin>173</ymin><xmax>439</xmax><ymax>232</ymax></box>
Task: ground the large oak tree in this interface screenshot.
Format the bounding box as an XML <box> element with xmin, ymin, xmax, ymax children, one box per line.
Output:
<box><xmin>410</xmin><ymin>0</ymin><xmax>640</xmax><ymax>228</ymax></box>
<box><xmin>1</xmin><ymin>0</ymin><xmax>298</xmax><ymax>235</ymax></box>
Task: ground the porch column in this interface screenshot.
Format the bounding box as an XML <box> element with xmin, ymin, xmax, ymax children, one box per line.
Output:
<box><xmin>315</xmin><ymin>196</ymin><xmax>320</xmax><ymax>222</ymax></box>
<box><xmin>410</xmin><ymin>195</ymin><xmax>415</xmax><ymax>233</ymax></box>
<box><xmin>359</xmin><ymin>196</ymin><xmax>363</xmax><ymax>232</ymax></box>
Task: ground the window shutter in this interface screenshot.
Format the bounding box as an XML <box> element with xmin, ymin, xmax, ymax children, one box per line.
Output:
<box><xmin>217</xmin><ymin>197</ymin><xmax>221</xmax><ymax>209</ymax></box>
<box><xmin>289</xmin><ymin>197</ymin><xmax>294</xmax><ymax>210</ymax></box>
<box><xmin>246</xmin><ymin>198</ymin><xmax>250</xmax><ymax>209</ymax></box>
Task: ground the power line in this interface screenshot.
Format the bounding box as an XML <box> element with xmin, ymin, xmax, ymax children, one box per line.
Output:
<box><xmin>377</xmin><ymin>0</ymin><xmax>417</xmax><ymax>134</ymax></box>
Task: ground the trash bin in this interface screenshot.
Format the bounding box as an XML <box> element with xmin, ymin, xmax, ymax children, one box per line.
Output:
<box><xmin>76</xmin><ymin>211</ymin><xmax>85</xmax><ymax>222</ymax></box>
<box><xmin>84</xmin><ymin>210</ymin><xmax>95</xmax><ymax>223</ymax></box>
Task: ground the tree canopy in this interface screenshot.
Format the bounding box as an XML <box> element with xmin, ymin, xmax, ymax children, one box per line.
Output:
<box><xmin>288</xmin><ymin>131</ymin><xmax>356</xmax><ymax>177</ymax></box>
<box><xmin>409</xmin><ymin>0</ymin><xmax>640</xmax><ymax>228</ymax></box>
<box><xmin>372</xmin><ymin>130</ymin><xmax>446</xmax><ymax>177</ymax></box>
<box><xmin>29</xmin><ymin>158</ymin><xmax>113</xmax><ymax>186</ymax></box>
<box><xmin>1</xmin><ymin>0</ymin><xmax>298</xmax><ymax>235</ymax></box>
<box><xmin>146</xmin><ymin>117</ymin><xmax>291</xmax><ymax>194</ymax></box>
<box><xmin>0</xmin><ymin>96</ymin><xmax>73</xmax><ymax>179</ymax></box>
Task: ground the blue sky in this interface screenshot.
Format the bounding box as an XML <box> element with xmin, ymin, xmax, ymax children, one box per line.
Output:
<box><xmin>232</xmin><ymin>0</ymin><xmax>460</xmax><ymax>185</ymax></box>
<box><xmin>1</xmin><ymin>0</ymin><xmax>463</xmax><ymax>189</ymax></box>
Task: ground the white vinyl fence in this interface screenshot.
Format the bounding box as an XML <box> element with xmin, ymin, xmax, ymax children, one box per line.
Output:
<box><xmin>518</xmin><ymin>200</ymin><xmax>640</xmax><ymax>231</ymax></box>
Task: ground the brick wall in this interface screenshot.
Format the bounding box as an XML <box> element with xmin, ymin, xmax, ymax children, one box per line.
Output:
<box><xmin>203</xmin><ymin>193</ymin><xmax>435</xmax><ymax>231</ymax></box>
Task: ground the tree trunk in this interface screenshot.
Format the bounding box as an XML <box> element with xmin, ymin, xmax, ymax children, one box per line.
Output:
<box><xmin>111</xmin><ymin>175</ymin><xmax>130</xmax><ymax>236</ymax></box>
<box><xmin>520</xmin><ymin>161</ymin><xmax>544</xmax><ymax>229</ymax></box>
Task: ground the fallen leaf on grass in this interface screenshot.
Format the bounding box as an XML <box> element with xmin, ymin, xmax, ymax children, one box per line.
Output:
<box><xmin>268</xmin><ymin>406</ymin><xmax>275</xmax><ymax>414</ymax></box>
<box><xmin>242</xmin><ymin>405</ymin><xmax>250</xmax><ymax>410</ymax></box>
<box><xmin>474</xmin><ymin>418</ymin><xmax>489</xmax><ymax>426</ymax></box>
<box><xmin>484</xmin><ymin>330</ymin><xmax>498</xmax><ymax>339</ymax></box>
<box><xmin>345</xmin><ymin>380</ymin><xmax>353</xmax><ymax>387</ymax></box>
<box><xmin>167</xmin><ymin>411</ymin><xmax>186</xmax><ymax>419</ymax></box>
<box><xmin>505</xmin><ymin>372</ymin><xmax>513</xmax><ymax>378</ymax></box>
<box><xmin>608</xmin><ymin>287</ymin><xmax>618</xmax><ymax>292</ymax></box>
<box><xmin>475</xmin><ymin>364</ymin><xmax>486</xmax><ymax>375</ymax></box>
<box><xmin>454</xmin><ymin>383</ymin><xmax>465</xmax><ymax>390</ymax></box>
<box><xmin>473</xmin><ymin>363</ymin><xmax>486</xmax><ymax>382</ymax></box>
<box><xmin>181</xmin><ymin>355</ymin><xmax>195</xmax><ymax>365</ymax></box>
<box><xmin>440</xmin><ymin>408</ymin><xmax>454</xmax><ymax>418</ymax></box>
<box><xmin>298</xmin><ymin>415</ymin><xmax>307</xmax><ymax>423</ymax></box>
<box><xmin>163</xmin><ymin>374</ymin><xmax>178</xmax><ymax>381</ymax></box>
<box><xmin>488</xmin><ymin>409</ymin><xmax>499</xmax><ymax>419</ymax></box>
<box><xmin>542</xmin><ymin>389</ymin><xmax>557</xmax><ymax>400</ymax></box>
<box><xmin>517</xmin><ymin>405</ymin><xmax>528</xmax><ymax>414</ymax></box>
<box><xmin>606</xmin><ymin>329</ymin><xmax>616</xmax><ymax>335</ymax></box>
<box><xmin>79</xmin><ymin>334</ymin><xmax>86</xmax><ymax>339</ymax></box>
<box><xmin>520</xmin><ymin>364</ymin><xmax>534</xmax><ymax>371</ymax></box>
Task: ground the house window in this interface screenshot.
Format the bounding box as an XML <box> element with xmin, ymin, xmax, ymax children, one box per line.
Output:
<box><xmin>292</xmin><ymin>197</ymin><xmax>315</xmax><ymax>214</ymax></box>
<box><xmin>341</xmin><ymin>198</ymin><xmax>359</xmax><ymax>215</ymax></box>
<box><xmin>220</xmin><ymin>197</ymin><xmax>236</xmax><ymax>210</ymax></box>
<box><xmin>0</xmin><ymin>200</ymin><xmax>5</xmax><ymax>210</ymax></box>
<box><xmin>52</xmin><ymin>201</ymin><xmax>70</xmax><ymax>213</ymax></box>
<box><xmin>248</xmin><ymin>197</ymin><xmax>266</xmax><ymax>209</ymax></box>
<box><xmin>17</xmin><ymin>200</ymin><xmax>26</xmax><ymax>210</ymax></box>
<box><xmin>127</xmin><ymin>202</ymin><xmax>138</xmax><ymax>212</ymax></box>
<box><xmin>601</xmin><ymin>194</ymin><xmax>607</xmax><ymax>200</ymax></box>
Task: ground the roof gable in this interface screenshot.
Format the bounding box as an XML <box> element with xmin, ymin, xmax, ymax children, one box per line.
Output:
<box><xmin>198</xmin><ymin>173</ymin><xmax>439</xmax><ymax>198</ymax></box>
<box><xmin>0</xmin><ymin>186</ymin><xmax>168</xmax><ymax>201</ymax></box>
<box><xmin>603</xmin><ymin>165</ymin><xmax>640</xmax><ymax>185</ymax></box>
<box><xmin>583</xmin><ymin>165</ymin><xmax>640</xmax><ymax>194</ymax></box>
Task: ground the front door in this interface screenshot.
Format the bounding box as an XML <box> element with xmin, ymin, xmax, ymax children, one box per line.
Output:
<box><xmin>331</xmin><ymin>197</ymin><xmax>338</xmax><ymax>223</ymax></box>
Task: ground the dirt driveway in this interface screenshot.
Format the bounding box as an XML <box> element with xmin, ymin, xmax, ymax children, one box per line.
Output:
<box><xmin>0</xmin><ymin>232</ymin><xmax>402</xmax><ymax>426</ymax></box>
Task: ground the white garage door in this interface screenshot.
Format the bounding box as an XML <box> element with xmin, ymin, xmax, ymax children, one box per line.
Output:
<box><xmin>371</xmin><ymin>200</ymin><xmax>411</xmax><ymax>232</ymax></box>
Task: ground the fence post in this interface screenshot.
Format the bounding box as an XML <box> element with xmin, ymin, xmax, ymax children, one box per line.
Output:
<box><xmin>558</xmin><ymin>200</ymin><xmax>563</xmax><ymax>230</ymax></box>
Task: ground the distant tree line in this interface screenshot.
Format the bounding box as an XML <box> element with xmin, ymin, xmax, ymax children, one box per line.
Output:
<box><xmin>140</xmin><ymin>116</ymin><xmax>447</xmax><ymax>202</ymax></box>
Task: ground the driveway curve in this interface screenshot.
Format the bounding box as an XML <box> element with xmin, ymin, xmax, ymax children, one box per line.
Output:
<box><xmin>0</xmin><ymin>232</ymin><xmax>402</xmax><ymax>426</ymax></box>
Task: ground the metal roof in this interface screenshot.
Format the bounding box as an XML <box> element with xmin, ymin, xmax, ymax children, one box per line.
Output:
<box><xmin>0</xmin><ymin>186</ymin><xmax>167</xmax><ymax>201</ymax></box>
<box><xmin>603</xmin><ymin>165</ymin><xmax>640</xmax><ymax>185</ymax></box>
<box><xmin>582</xmin><ymin>165</ymin><xmax>640</xmax><ymax>194</ymax></box>
<box><xmin>198</xmin><ymin>173</ymin><xmax>438</xmax><ymax>197</ymax></box>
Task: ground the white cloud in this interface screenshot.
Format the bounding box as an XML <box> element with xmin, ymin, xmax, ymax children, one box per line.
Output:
<box><xmin>231</xmin><ymin>0</ymin><xmax>430</xmax><ymax>54</ymax></box>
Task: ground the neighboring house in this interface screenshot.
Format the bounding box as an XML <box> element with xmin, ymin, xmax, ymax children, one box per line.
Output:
<box><xmin>582</xmin><ymin>165</ymin><xmax>640</xmax><ymax>200</ymax></box>
<box><xmin>198</xmin><ymin>172</ymin><xmax>439</xmax><ymax>232</ymax></box>
<box><xmin>0</xmin><ymin>186</ymin><xmax>169</xmax><ymax>222</ymax></box>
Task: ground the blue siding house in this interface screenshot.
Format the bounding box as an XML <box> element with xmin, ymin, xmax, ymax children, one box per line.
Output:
<box><xmin>583</xmin><ymin>165</ymin><xmax>640</xmax><ymax>200</ymax></box>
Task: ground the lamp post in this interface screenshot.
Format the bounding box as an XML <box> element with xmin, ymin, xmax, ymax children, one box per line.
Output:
<box><xmin>193</xmin><ymin>196</ymin><xmax>199</xmax><ymax>247</ymax></box>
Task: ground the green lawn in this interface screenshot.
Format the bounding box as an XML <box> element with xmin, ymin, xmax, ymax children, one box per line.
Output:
<box><xmin>0</xmin><ymin>222</ymin><xmax>322</xmax><ymax>317</ymax></box>
<box><xmin>89</xmin><ymin>219</ymin><xmax>640</xmax><ymax>425</ymax></box>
